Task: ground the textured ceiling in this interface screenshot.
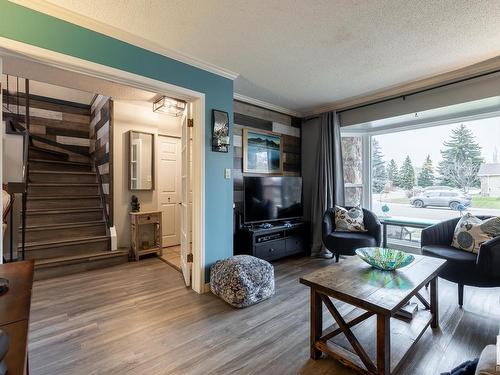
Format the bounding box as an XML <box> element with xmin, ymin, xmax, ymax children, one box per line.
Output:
<box><xmin>37</xmin><ymin>0</ymin><xmax>500</xmax><ymax>114</ymax></box>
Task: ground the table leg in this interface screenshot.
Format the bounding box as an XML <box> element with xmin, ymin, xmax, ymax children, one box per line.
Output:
<box><xmin>382</xmin><ymin>224</ymin><xmax>387</xmax><ymax>248</ymax></box>
<box><xmin>430</xmin><ymin>277</ymin><xmax>439</xmax><ymax>328</ymax></box>
<box><xmin>377</xmin><ymin>314</ymin><xmax>391</xmax><ymax>375</ymax></box>
<box><xmin>310</xmin><ymin>288</ymin><xmax>322</xmax><ymax>359</ymax></box>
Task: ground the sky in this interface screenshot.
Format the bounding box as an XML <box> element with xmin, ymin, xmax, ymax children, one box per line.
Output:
<box><xmin>374</xmin><ymin>116</ymin><xmax>500</xmax><ymax>167</ymax></box>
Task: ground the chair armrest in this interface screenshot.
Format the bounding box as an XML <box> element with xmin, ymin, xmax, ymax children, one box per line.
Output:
<box><xmin>363</xmin><ymin>209</ymin><xmax>382</xmax><ymax>246</ymax></box>
<box><xmin>322</xmin><ymin>208</ymin><xmax>335</xmax><ymax>245</ymax></box>
<box><xmin>477</xmin><ymin>236</ymin><xmax>500</xmax><ymax>278</ymax></box>
<box><xmin>421</xmin><ymin>218</ymin><xmax>459</xmax><ymax>247</ymax></box>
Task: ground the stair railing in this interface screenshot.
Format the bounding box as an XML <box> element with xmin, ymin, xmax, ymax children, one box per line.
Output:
<box><xmin>94</xmin><ymin>160</ymin><xmax>111</xmax><ymax>229</ymax></box>
<box><xmin>20</xmin><ymin>79</ymin><xmax>31</xmax><ymax>261</ymax></box>
<box><xmin>2</xmin><ymin>77</ymin><xmax>30</xmax><ymax>261</ymax></box>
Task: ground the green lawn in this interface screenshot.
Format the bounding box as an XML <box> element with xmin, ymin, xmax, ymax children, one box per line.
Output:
<box><xmin>472</xmin><ymin>196</ymin><xmax>500</xmax><ymax>209</ymax></box>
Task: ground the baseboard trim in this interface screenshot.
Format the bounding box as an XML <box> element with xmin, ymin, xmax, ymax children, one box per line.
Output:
<box><xmin>202</xmin><ymin>282</ymin><xmax>211</xmax><ymax>294</ymax></box>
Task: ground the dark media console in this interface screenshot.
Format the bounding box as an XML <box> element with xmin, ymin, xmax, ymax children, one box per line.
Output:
<box><xmin>235</xmin><ymin>221</ymin><xmax>309</xmax><ymax>262</ymax></box>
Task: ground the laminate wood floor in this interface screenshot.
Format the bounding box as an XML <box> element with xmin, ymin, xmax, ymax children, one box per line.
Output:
<box><xmin>29</xmin><ymin>256</ymin><xmax>500</xmax><ymax>375</ymax></box>
<box><xmin>160</xmin><ymin>245</ymin><xmax>181</xmax><ymax>272</ymax></box>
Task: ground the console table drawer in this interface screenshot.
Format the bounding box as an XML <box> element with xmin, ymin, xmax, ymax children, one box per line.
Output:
<box><xmin>286</xmin><ymin>235</ymin><xmax>304</xmax><ymax>254</ymax></box>
<box><xmin>137</xmin><ymin>213</ymin><xmax>160</xmax><ymax>225</ymax></box>
<box><xmin>255</xmin><ymin>241</ymin><xmax>286</xmax><ymax>261</ymax></box>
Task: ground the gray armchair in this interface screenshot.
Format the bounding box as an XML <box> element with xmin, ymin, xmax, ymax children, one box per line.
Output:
<box><xmin>421</xmin><ymin>216</ymin><xmax>500</xmax><ymax>307</ymax></box>
<box><xmin>322</xmin><ymin>207</ymin><xmax>381</xmax><ymax>262</ymax></box>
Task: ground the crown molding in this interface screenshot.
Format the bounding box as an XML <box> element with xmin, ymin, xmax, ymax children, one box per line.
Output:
<box><xmin>233</xmin><ymin>93</ymin><xmax>302</xmax><ymax>118</ymax></box>
<box><xmin>10</xmin><ymin>0</ymin><xmax>240</xmax><ymax>81</ymax></box>
<box><xmin>304</xmin><ymin>55</ymin><xmax>500</xmax><ymax>117</ymax></box>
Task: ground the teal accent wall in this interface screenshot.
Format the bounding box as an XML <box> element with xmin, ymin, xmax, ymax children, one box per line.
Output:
<box><xmin>0</xmin><ymin>0</ymin><xmax>234</xmax><ymax>282</ymax></box>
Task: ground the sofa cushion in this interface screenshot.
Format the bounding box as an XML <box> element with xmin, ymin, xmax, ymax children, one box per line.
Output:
<box><xmin>334</xmin><ymin>205</ymin><xmax>367</xmax><ymax>232</ymax></box>
<box><xmin>452</xmin><ymin>213</ymin><xmax>500</xmax><ymax>253</ymax></box>
<box><xmin>422</xmin><ymin>245</ymin><xmax>478</xmax><ymax>263</ymax></box>
<box><xmin>210</xmin><ymin>255</ymin><xmax>275</xmax><ymax>308</ymax></box>
<box><xmin>325</xmin><ymin>231</ymin><xmax>377</xmax><ymax>255</ymax></box>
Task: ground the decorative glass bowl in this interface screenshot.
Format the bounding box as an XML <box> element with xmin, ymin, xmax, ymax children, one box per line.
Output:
<box><xmin>355</xmin><ymin>247</ymin><xmax>415</xmax><ymax>271</ymax></box>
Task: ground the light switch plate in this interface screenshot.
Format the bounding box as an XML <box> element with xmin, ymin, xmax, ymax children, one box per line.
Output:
<box><xmin>224</xmin><ymin>168</ymin><xmax>231</xmax><ymax>179</ymax></box>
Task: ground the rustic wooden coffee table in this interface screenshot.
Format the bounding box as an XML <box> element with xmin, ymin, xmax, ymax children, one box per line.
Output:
<box><xmin>300</xmin><ymin>254</ymin><xmax>446</xmax><ymax>375</ymax></box>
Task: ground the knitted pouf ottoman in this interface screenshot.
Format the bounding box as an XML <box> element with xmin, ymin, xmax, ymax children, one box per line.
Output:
<box><xmin>210</xmin><ymin>255</ymin><xmax>275</xmax><ymax>308</ymax></box>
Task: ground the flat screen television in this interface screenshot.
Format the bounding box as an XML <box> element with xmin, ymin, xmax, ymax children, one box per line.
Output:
<box><xmin>244</xmin><ymin>176</ymin><xmax>303</xmax><ymax>224</ymax></box>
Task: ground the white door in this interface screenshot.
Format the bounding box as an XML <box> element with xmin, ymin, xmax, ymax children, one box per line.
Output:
<box><xmin>0</xmin><ymin>58</ymin><xmax>3</xmax><ymax>263</ymax></box>
<box><xmin>158</xmin><ymin>135</ymin><xmax>181</xmax><ymax>247</ymax></box>
<box><xmin>180</xmin><ymin>103</ymin><xmax>192</xmax><ymax>286</ymax></box>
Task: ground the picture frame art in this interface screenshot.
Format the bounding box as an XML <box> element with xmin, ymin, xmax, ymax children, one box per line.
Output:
<box><xmin>243</xmin><ymin>129</ymin><xmax>283</xmax><ymax>174</ymax></box>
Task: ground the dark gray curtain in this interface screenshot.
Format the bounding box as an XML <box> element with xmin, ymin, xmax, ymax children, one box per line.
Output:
<box><xmin>310</xmin><ymin>111</ymin><xmax>345</xmax><ymax>256</ymax></box>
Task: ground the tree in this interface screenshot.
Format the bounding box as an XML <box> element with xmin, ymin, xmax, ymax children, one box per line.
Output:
<box><xmin>371</xmin><ymin>139</ymin><xmax>387</xmax><ymax>193</ymax></box>
<box><xmin>399</xmin><ymin>155</ymin><xmax>416</xmax><ymax>190</ymax></box>
<box><xmin>438</xmin><ymin>124</ymin><xmax>483</xmax><ymax>192</ymax></box>
<box><xmin>417</xmin><ymin>155</ymin><xmax>435</xmax><ymax>187</ymax></box>
<box><xmin>386</xmin><ymin>159</ymin><xmax>399</xmax><ymax>187</ymax></box>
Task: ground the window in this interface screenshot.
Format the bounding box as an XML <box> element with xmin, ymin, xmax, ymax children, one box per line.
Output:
<box><xmin>370</xmin><ymin>116</ymin><xmax>500</xmax><ymax>248</ymax></box>
<box><xmin>341</xmin><ymin>136</ymin><xmax>364</xmax><ymax>206</ymax></box>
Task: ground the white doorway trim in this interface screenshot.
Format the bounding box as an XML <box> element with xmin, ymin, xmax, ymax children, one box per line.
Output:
<box><xmin>0</xmin><ymin>37</ymin><xmax>206</xmax><ymax>293</ymax></box>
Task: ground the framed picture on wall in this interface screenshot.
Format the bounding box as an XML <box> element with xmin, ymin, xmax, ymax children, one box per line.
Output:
<box><xmin>212</xmin><ymin>109</ymin><xmax>230</xmax><ymax>152</ymax></box>
<box><xmin>243</xmin><ymin>129</ymin><xmax>283</xmax><ymax>174</ymax></box>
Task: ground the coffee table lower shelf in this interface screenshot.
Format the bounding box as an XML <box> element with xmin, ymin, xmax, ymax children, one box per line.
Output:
<box><xmin>314</xmin><ymin>308</ymin><xmax>432</xmax><ymax>374</ymax></box>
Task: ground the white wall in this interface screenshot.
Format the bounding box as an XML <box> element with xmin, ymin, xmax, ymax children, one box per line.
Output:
<box><xmin>113</xmin><ymin>99</ymin><xmax>182</xmax><ymax>249</ymax></box>
<box><xmin>3</xmin><ymin>128</ymin><xmax>24</xmax><ymax>184</ymax></box>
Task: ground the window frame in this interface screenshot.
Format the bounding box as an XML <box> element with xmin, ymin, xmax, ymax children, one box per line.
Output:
<box><xmin>342</xmin><ymin>110</ymin><xmax>500</xmax><ymax>212</ymax></box>
<box><xmin>340</xmin><ymin>132</ymin><xmax>372</xmax><ymax>209</ymax></box>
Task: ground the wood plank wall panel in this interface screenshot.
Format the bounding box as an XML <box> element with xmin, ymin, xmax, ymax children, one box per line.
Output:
<box><xmin>2</xmin><ymin>90</ymin><xmax>91</xmax><ymax>163</ymax></box>
<box><xmin>233</xmin><ymin>100</ymin><xmax>302</xmax><ymax>213</ymax></box>
<box><xmin>90</xmin><ymin>95</ymin><xmax>112</xmax><ymax>225</ymax></box>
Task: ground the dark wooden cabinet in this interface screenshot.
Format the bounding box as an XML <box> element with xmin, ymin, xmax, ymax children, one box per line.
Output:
<box><xmin>0</xmin><ymin>260</ymin><xmax>34</xmax><ymax>375</ymax></box>
<box><xmin>235</xmin><ymin>222</ymin><xmax>309</xmax><ymax>261</ymax></box>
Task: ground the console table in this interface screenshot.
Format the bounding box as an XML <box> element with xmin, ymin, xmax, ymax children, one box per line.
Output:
<box><xmin>235</xmin><ymin>221</ymin><xmax>309</xmax><ymax>262</ymax></box>
<box><xmin>130</xmin><ymin>211</ymin><xmax>162</xmax><ymax>261</ymax></box>
<box><xmin>0</xmin><ymin>260</ymin><xmax>34</xmax><ymax>375</ymax></box>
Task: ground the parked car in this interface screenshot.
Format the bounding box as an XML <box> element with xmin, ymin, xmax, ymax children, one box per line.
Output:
<box><xmin>410</xmin><ymin>190</ymin><xmax>471</xmax><ymax>210</ymax></box>
<box><xmin>422</xmin><ymin>186</ymin><xmax>457</xmax><ymax>192</ymax></box>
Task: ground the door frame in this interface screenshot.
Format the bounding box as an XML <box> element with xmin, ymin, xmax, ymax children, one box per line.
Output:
<box><xmin>0</xmin><ymin>38</ymin><xmax>206</xmax><ymax>293</ymax></box>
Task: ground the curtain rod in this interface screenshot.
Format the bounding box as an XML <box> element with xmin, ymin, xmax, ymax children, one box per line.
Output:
<box><xmin>305</xmin><ymin>68</ymin><xmax>500</xmax><ymax>121</ymax></box>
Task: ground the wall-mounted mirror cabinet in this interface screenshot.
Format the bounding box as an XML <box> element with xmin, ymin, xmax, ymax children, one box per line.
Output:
<box><xmin>129</xmin><ymin>131</ymin><xmax>154</xmax><ymax>190</ymax></box>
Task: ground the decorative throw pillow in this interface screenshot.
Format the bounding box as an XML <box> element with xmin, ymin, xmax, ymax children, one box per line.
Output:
<box><xmin>451</xmin><ymin>213</ymin><xmax>500</xmax><ymax>253</ymax></box>
<box><xmin>334</xmin><ymin>206</ymin><xmax>367</xmax><ymax>232</ymax></box>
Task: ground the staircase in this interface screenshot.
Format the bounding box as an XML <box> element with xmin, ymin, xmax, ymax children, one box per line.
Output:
<box><xmin>12</xmin><ymin>95</ymin><xmax>128</xmax><ymax>279</ymax></box>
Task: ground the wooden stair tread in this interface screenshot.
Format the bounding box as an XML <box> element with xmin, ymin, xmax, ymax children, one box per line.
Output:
<box><xmin>34</xmin><ymin>250</ymin><xmax>128</xmax><ymax>268</ymax></box>
<box><xmin>19</xmin><ymin>235</ymin><xmax>109</xmax><ymax>249</ymax></box>
<box><xmin>27</xmin><ymin>195</ymin><xmax>100</xmax><ymax>200</ymax></box>
<box><xmin>29</xmin><ymin>170</ymin><xmax>96</xmax><ymax>175</ymax></box>
<box><xmin>29</xmin><ymin>158</ymin><xmax>90</xmax><ymax>166</ymax></box>
<box><xmin>29</xmin><ymin>145</ymin><xmax>69</xmax><ymax>159</ymax></box>
<box><xmin>29</xmin><ymin>183</ymin><xmax>98</xmax><ymax>186</ymax></box>
<box><xmin>23</xmin><ymin>220</ymin><xmax>105</xmax><ymax>231</ymax></box>
<box><xmin>26</xmin><ymin>207</ymin><xmax>102</xmax><ymax>214</ymax></box>
<box><xmin>29</xmin><ymin>134</ymin><xmax>89</xmax><ymax>156</ymax></box>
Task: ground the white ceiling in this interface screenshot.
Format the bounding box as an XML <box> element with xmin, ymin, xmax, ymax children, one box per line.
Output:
<box><xmin>20</xmin><ymin>0</ymin><xmax>500</xmax><ymax>115</ymax></box>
